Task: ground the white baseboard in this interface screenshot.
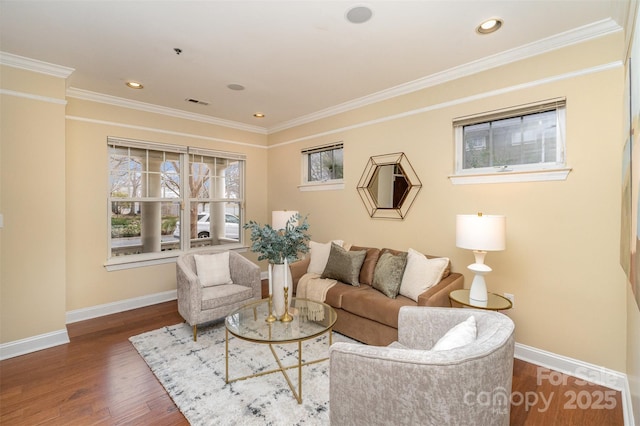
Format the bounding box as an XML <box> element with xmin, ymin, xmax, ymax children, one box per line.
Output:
<box><xmin>66</xmin><ymin>289</ymin><xmax>177</xmax><ymax>324</ymax></box>
<box><xmin>0</xmin><ymin>329</ymin><xmax>70</xmax><ymax>361</ymax></box>
<box><xmin>515</xmin><ymin>342</ymin><xmax>635</xmax><ymax>426</ymax></box>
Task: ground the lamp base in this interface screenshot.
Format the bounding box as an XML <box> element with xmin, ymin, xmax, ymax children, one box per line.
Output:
<box><xmin>468</xmin><ymin>262</ymin><xmax>492</xmax><ymax>307</ymax></box>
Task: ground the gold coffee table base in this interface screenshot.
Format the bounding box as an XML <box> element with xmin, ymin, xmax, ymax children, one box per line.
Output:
<box><xmin>224</xmin><ymin>298</ymin><xmax>338</xmax><ymax>404</ymax></box>
<box><xmin>225</xmin><ymin>327</ymin><xmax>333</xmax><ymax>404</ymax></box>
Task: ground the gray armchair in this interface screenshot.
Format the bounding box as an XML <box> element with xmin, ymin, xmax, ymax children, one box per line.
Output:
<box><xmin>329</xmin><ymin>306</ymin><xmax>515</xmax><ymax>426</ymax></box>
<box><xmin>176</xmin><ymin>250</ymin><xmax>261</xmax><ymax>341</ymax></box>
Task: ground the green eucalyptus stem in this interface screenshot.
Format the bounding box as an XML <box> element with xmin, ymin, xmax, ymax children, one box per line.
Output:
<box><xmin>243</xmin><ymin>213</ymin><xmax>311</xmax><ymax>264</ymax></box>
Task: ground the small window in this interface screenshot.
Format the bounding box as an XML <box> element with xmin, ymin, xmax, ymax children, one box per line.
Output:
<box><xmin>452</xmin><ymin>99</ymin><xmax>570</xmax><ymax>184</ymax></box>
<box><xmin>300</xmin><ymin>142</ymin><xmax>344</xmax><ymax>191</ymax></box>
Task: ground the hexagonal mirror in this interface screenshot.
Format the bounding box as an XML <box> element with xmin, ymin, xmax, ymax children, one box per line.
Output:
<box><xmin>356</xmin><ymin>152</ymin><xmax>422</xmax><ymax>219</ymax></box>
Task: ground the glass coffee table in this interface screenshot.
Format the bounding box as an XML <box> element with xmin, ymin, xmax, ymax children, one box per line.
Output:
<box><xmin>225</xmin><ymin>297</ymin><xmax>337</xmax><ymax>404</ymax></box>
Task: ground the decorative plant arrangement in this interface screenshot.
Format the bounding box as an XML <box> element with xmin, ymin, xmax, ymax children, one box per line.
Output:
<box><xmin>243</xmin><ymin>212</ymin><xmax>311</xmax><ymax>321</ymax></box>
<box><xmin>243</xmin><ymin>213</ymin><xmax>311</xmax><ymax>265</ymax></box>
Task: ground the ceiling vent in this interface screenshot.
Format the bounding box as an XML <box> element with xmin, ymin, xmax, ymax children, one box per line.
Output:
<box><xmin>185</xmin><ymin>98</ymin><xmax>210</xmax><ymax>106</ymax></box>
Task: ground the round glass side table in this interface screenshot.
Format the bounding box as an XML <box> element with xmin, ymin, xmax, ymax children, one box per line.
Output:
<box><xmin>449</xmin><ymin>289</ymin><xmax>513</xmax><ymax>311</ymax></box>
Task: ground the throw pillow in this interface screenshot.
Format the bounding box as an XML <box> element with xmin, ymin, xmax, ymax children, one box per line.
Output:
<box><xmin>307</xmin><ymin>240</ymin><xmax>344</xmax><ymax>274</ymax></box>
<box><xmin>431</xmin><ymin>316</ymin><xmax>477</xmax><ymax>351</ymax></box>
<box><xmin>372</xmin><ymin>250</ymin><xmax>408</xmax><ymax>298</ymax></box>
<box><xmin>321</xmin><ymin>243</ymin><xmax>367</xmax><ymax>286</ymax></box>
<box><xmin>194</xmin><ymin>252</ymin><xmax>233</xmax><ymax>287</ymax></box>
<box><xmin>399</xmin><ymin>248</ymin><xmax>450</xmax><ymax>302</ymax></box>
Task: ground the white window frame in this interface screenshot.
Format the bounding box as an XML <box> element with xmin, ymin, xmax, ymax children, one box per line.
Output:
<box><xmin>299</xmin><ymin>142</ymin><xmax>345</xmax><ymax>191</ymax></box>
<box><xmin>450</xmin><ymin>98</ymin><xmax>571</xmax><ymax>185</ymax></box>
<box><xmin>105</xmin><ymin>137</ymin><xmax>246</xmax><ymax>271</ymax></box>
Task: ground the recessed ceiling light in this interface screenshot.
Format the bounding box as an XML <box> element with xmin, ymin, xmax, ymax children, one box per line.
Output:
<box><xmin>346</xmin><ymin>6</ymin><xmax>373</xmax><ymax>24</ymax></box>
<box><xmin>477</xmin><ymin>18</ymin><xmax>502</xmax><ymax>34</ymax></box>
<box><xmin>126</xmin><ymin>81</ymin><xmax>144</xmax><ymax>89</ymax></box>
<box><xmin>227</xmin><ymin>84</ymin><xmax>245</xmax><ymax>91</ymax></box>
<box><xmin>253</xmin><ymin>113</ymin><xmax>265</xmax><ymax>118</ymax></box>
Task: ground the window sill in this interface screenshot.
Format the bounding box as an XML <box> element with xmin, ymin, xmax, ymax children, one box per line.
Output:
<box><xmin>449</xmin><ymin>168</ymin><xmax>572</xmax><ymax>185</ymax></box>
<box><xmin>298</xmin><ymin>181</ymin><xmax>345</xmax><ymax>192</ymax></box>
<box><xmin>104</xmin><ymin>245</ymin><xmax>248</xmax><ymax>271</ymax></box>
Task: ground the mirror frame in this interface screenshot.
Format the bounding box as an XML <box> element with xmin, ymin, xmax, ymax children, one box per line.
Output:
<box><xmin>356</xmin><ymin>152</ymin><xmax>422</xmax><ymax>219</ymax></box>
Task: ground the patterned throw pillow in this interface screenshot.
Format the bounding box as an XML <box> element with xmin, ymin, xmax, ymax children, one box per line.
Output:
<box><xmin>372</xmin><ymin>251</ymin><xmax>408</xmax><ymax>298</ymax></box>
<box><xmin>321</xmin><ymin>243</ymin><xmax>367</xmax><ymax>286</ymax></box>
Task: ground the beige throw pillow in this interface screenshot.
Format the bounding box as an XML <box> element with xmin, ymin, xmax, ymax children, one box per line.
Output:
<box><xmin>194</xmin><ymin>252</ymin><xmax>232</xmax><ymax>287</ymax></box>
<box><xmin>432</xmin><ymin>316</ymin><xmax>477</xmax><ymax>351</ymax></box>
<box><xmin>399</xmin><ymin>248</ymin><xmax>450</xmax><ymax>302</ymax></box>
<box><xmin>307</xmin><ymin>240</ymin><xmax>344</xmax><ymax>274</ymax></box>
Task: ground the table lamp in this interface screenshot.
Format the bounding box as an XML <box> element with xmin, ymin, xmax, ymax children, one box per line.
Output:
<box><xmin>272</xmin><ymin>210</ymin><xmax>298</xmax><ymax>231</ymax></box>
<box><xmin>456</xmin><ymin>213</ymin><xmax>506</xmax><ymax>306</ymax></box>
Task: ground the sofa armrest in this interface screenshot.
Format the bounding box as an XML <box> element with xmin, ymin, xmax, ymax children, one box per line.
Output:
<box><xmin>416</xmin><ymin>272</ymin><xmax>464</xmax><ymax>307</ymax></box>
<box><xmin>290</xmin><ymin>257</ymin><xmax>310</xmax><ymax>294</ymax></box>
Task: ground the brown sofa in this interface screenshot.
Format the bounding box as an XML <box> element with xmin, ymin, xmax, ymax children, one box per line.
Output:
<box><xmin>290</xmin><ymin>246</ymin><xmax>464</xmax><ymax>346</ymax></box>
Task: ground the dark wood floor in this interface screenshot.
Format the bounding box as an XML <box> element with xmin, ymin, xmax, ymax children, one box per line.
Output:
<box><xmin>0</xmin><ymin>300</ymin><xmax>624</xmax><ymax>425</ymax></box>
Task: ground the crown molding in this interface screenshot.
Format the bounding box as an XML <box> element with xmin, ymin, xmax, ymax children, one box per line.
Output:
<box><xmin>267</xmin><ymin>18</ymin><xmax>622</xmax><ymax>134</ymax></box>
<box><xmin>66</xmin><ymin>87</ymin><xmax>268</xmax><ymax>135</ymax></box>
<box><xmin>0</xmin><ymin>51</ymin><xmax>74</xmax><ymax>78</ymax></box>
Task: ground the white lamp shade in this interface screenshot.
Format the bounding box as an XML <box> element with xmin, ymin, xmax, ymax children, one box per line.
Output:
<box><xmin>272</xmin><ymin>210</ymin><xmax>298</xmax><ymax>230</ymax></box>
<box><xmin>456</xmin><ymin>214</ymin><xmax>506</xmax><ymax>251</ymax></box>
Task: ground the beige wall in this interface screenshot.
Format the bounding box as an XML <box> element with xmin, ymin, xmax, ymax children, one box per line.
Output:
<box><xmin>628</xmin><ymin>287</ymin><xmax>640</xmax><ymax>421</ymax></box>
<box><xmin>268</xmin><ymin>33</ymin><xmax>628</xmax><ymax>371</ymax></box>
<box><xmin>64</xmin><ymin>98</ymin><xmax>269</xmax><ymax>312</ymax></box>
<box><xmin>1</xmin><ymin>66</ymin><xmax>68</xmax><ymax>341</ymax></box>
<box><xmin>626</xmin><ymin>1</ymin><xmax>640</xmax><ymax>419</ymax></box>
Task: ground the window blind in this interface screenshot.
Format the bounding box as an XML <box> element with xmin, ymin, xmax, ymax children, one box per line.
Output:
<box><xmin>453</xmin><ymin>98</ymin><xmax>566</xmax><ymax>127</ymax></box>
<box><xmin>301</xmin><ymin>142</ymin><xmax>343</xmax><ymax>155</ymax></box>
<box><xmin>107</xmin><ymin>136</ymin><xmax>187</xmax><ymax>153</ymax></box>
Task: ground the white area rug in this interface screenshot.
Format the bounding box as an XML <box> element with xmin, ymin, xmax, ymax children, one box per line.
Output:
<box><xmin>129</xmin><ymin>321</ymin><xmax>356</xmax><ymax>425</ymax></box>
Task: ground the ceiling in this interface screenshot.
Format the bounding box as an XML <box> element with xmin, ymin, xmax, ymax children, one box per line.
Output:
<box><xmin>0</xmin><ymin>1</ymin><xmax>629</xmax><ymax>133</ymax></box>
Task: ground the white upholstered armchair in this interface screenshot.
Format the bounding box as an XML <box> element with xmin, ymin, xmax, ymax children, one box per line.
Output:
<box><xmin>176</xmin><ymin>250</ymin><xmax>261</xmax><ymax>341</ymax></box>
<box><xmin>329</xmin><ymin>306</ymin><xmax>515</xmax><ymax>426</ymax></box>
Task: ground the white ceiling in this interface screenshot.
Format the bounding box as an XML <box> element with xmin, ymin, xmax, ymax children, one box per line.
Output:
<box><xmin>0</xmin><ymin>1</ymin><xmax>629</xmax><ymax>133</ymax></box>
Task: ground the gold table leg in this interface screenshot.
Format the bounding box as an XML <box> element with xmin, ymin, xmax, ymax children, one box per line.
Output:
<box><xmin>225</xmin><ymin>327</ymin><xmax>229</xmax><ymax>383</ymax></box>
<box><xmin>225</xmin><ymin>328</ymin><xmax>333</xmax><ymax>404</ymax></box>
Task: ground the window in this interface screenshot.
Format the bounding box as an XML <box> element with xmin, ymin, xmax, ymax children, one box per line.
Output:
<box><xmin>300</xmin><ymin>142</ymin><xmax>344</xmax><ymax>191</ymax></box>
<box><xmin>107</xmin><ymin>137</ymin><xmax>245</xmax><ymax>268</ymax></box>
<box><xmin>452</xmin><ymin>99</ymin><xmax>570</xmax><ymax>184</ymax></box>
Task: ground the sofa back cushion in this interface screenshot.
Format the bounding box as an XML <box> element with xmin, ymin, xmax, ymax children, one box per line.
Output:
<box><xmin>349</xmin><ymin>246</ymin><xmax>381</xmax><ymax>286</ymax></box>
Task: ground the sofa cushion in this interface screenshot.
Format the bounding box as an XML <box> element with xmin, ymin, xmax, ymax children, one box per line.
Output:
<box><xmin>340</xmin><ymin>289</ymin><xmax>416</xmax><ymax>329</ymax></box>
<box><xmin>324</xmin><ymin>282</ymin><xmax>371</xmax><ymax>309</ymax></box>
<box><xmin>307</xmin><ymin>240</ymin><xmax>344</xmax><ymax>274</ymax></box>
<box><xmin>350</xmin><ymin>246</ymin><xmax>380</xmax><ymax>286</ymax></box>
<box><xmin>372</xmin><ymin>250</ymin><xmax>408</xmax><ymax>298</ymax></box>
<box><xmin>399</xmin><ymin>248</ymin><xmax>450</xmax><ymax>302</ymax></box>
<box><xmin>321</xmin><ymin>243</ymin><xmax>367</xmax><ymax>286</ymax></box>
<box><xmin>201</xmin><ymin>284</ymin><xmax>254</xmax><ymax>310</ymax></box>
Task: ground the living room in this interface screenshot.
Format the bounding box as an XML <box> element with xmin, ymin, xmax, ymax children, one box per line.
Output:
<box><xmin>1</xmin><ymin>1</ymin><xmax>639</xmax><ymax>424</ymax></box>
